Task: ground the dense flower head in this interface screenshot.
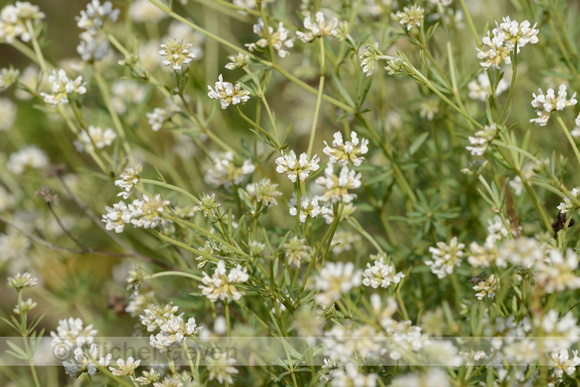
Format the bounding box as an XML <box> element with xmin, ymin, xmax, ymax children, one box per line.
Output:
<box><xmin>139</xmin><ymin>303</ymin><xmax>180</xmax><ymax>332</ymax></box>
<box><xmin>149</xmin><ymin>314</ymin><xmax>199</xmax><ymax>352</ymax></box>
<box><xmin>535</xmin><ymin>248</ymin><xmax>580</xmax><ymax>293</ymax></box>
<box><xmin>76</xmin><ymin>0</ymin><xmax>119</xmax><ymax>33</ymax></box>
<box><xmin>0</xmin><ymin>67</ymin><xmax>19</xmax><ymax>89</ymax></box>
<box><xmin>499</xmin><ymin>236</ymin><xmax>542</xmax><ymax>269</ymax></box>
<box><xmin>476</xmin><ymin>17</ymin><xmax>539</xmax><ymax>69</ymax></box>
<box><xmin>51</xmin><ymin>317</ymin><xmax>97</xmax><ymax>349</ymax></box>
<box><xmin>200</xmin><ymin>260</ymin><xmax>249</xmax><ymax>302</ymax></box>
<box><xmin>530</xmin><ymin>85</ymin><xmax>577</xmax><ymax>126</ymax></box>
<box><xmin>7</xmin><ymin>272</ymin><xmax>37</xmax><ymax>291</ymax></box>
<box><xmin>41</xmin><ymin>69</ymin><xmax>87</xmax><ymax>106</ymax></box>
<box><xmin>204</xmin><ymin>152</ymin><xmax>255</xmax><ymax>188</ymax></box>
<box><xmin>426</xmin><ymin>236</ymin><xmax>465</xmax><ymax>278</ymax></box>
<box><xmin>225</xmin><ymin>52</ymin><xmax>250</xmax><ymax>70</ymax></box>
<box><xmin>557</xmin><ymin>187</ymin><xmax>579</xmax><ymax>213</ymax></box>
<box><xmin>63</xmin><ymin>343</ymin><xmax>111</xmax><ymax>379</ymax></box>
<box><xmin>297</xmin><ymin>11</ymin><xmax>338</xmax><ymax>43</ymax></box>
<box><xmin>159</xmin><ymin>37</ymin><xmax>196</xmax><ymax>70</ymax></box>
<box><xmin>360</xmin><ymin>42</ymin><xmax>382</xmax><ymax>76</ymax></box>
<box><xmin>245</xmin><ymin>178</ymin><xmax>282</xmax><ymax>208</ymax></box>
<box><xmin>128</xmin><ymin>0</ymin><xmax>167</xmax><ymax>23</ymax></box>
<box><xmin>109</xmin><ymin>356</ymin><xmax>140</xmax><ymax>376</ymax></box>
<box><xmin>468</xmin><ymin>72</ymin><xmax>509</xmax><ymax>101</ymax></box>
<box><xmin>207</xmin><ymin>74</ymin><xmax>251</xmax><ymax>109</ymax></box>
<box><xmin>466</xmin><ymin>123</ymin><xmax>497</xmax><ymax>156</ymax></box>
<box><xmin>207</xmin><ymin>352</ymin><xmax>238</xmax><ymax>384</ymax></box>
<box><xmin>115</xmin><ymin>164</ymin><xmax>142</xmax><ymax>199</ymax></box>
<box><xmin>0</xmin><ymin>2</ymin><xmax>45</xmax><ymax>43</ymax></box>
<box><xmin>323</xmin><ymin>131</ymin><xmax>369</xmax><ymax>167</ymax></box>
<box><xmin>314</xmin><ymin>262</ymin><xmax>362</xmax><ymax>305</ymax></box>
<box><xmin>289</xmin><ymin>193</ymin><xmax>327</xmax><ymax>223</ymax></box>
<box><xmin>246</xmin><ymin>18</ymin><xmax>294</xmax><ymax>58</ymax></box>
<box><xmin>467</xmin><ymin>235</ymin><xmax>501</xmax><ymax>268</ymax></box>
<box><xmin>315</xmin><ymin>165</ymin><xmax>362</xmax><ymax>204</ymax></box>
<box><xmin>534</xmin><ymin>310</ymin><xmax>580</xmax><ymax>352</ymax></box>
<box><xmin>7</xmin><ymin>145</ymin><xmax>49</xmax><ymax>174</ymax></box>
<box><xmin>283</xmin><ymin>236</ymin><xmax>310</xmax><ymax>268</ymax></box>
<box><xmin>129</xmin><ymin>194</ymin><xmax>172</xmax><ymax>229</ymax></box>
<box><xmin>362</xmin><ymin>254</ymin><xmax>405</xmax><ymax>289</ymax></box>
<box><xmin>275</xmin><ymin>150</ymin><xmax>320</xmax><ymax>182</ymax></box>
<box><xmin>550</xmin><ymin>350</ymin><xmax>580</xmax><ymax>385</ymax></box>
<box><xmin>74</xmin><ymin>126</ymin><xmax>116</xmax><ymax>153</ymax></box>
<box><xmin>472</xmin><ymin>274</ymin><xmax>497</xmax><ymax>300</ymax></box>
<box><xmin>102</xmin><ymin>201</ymin><xmax>130</xmax><ymax>233</ymax></box>
<box><xmin>392</xmin><ymin>5</ymin><xmax>424</xmax><ymax>31</ymax></box>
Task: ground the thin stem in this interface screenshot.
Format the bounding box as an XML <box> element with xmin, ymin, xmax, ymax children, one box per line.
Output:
<box><xmin>459</xmin><ymin>0</ymin><xmax>481</xmax><ymax>46</ymax></box>
<box><xmin>556</xmin><ymin>115</ymin><xmax>580</xmax><ymax>167</ymax></box>
<box><xmin>307</xmin><ymin>38</ymin><xmax>326</xmax><ymax>158</ymax></box>
<box><xmin>499</xmin><ymin>50</ymin><xmax>518</xmax><ymax>123</ymax></box>
<box><xmin>147</xmin><ymin>271</ymin><xmax>203</xmax><ymax>282</ymax></box>
<box><xmin>141</xmin><ymin>178</ymin><xmax>201</xmax><ymax>204</ymax></box>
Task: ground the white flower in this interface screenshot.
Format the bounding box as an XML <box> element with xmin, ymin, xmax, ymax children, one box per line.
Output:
<box><xmin>530</xmin><ymin>85</ymin><xmax>577</xmax><ymax>126</ymax></box>
<box><xmin>129</xmin><ymin>194</ymin><xmax>172</xmax><ymax>229</ymax></box>
<box><xmin>472</xmin><ymin>274</ymin><xmax>497</xmax><ymax>300</ymax></box>
<box><xmin>315</xmin><ymin>165</ymin><xmax>361</xmax><ymax>204</ymax></box>
<box><xmin>0</xmin><ymin>186</ymin><xmax>15</xmax><ymax>212</ymax></box>
<box><xmin>297</xmin><ymin>12</ymin><xmax>338</xmax><ymax>43</ymax></box>
<box><xmin>314</xmin><ymin>262</ymin><xmax>362</xmax><ymax>305</ymax></box>
<box><xmin>468</xmin><ymin>72</ymin><xmax>509</xmax><ymax>101</ymax></box>
<box><xmin>557</xmin><ymin>187</ymin><xmax>580</xmax><ymax>213</ymax></box>
<box><xmin>323</xmin><ymin>131</ymin><xmax>369</xmax><ymax>166</ymax></box>
<box><xmin>275</xmin><ymin>150</ymin><xmax>320</xmax><ymax>182</ymax></box>
<box><xmin>207</xmin><ymin>352</ymin><xmax>238</xmax><ymax>384</ymax></box>
<box><xmin>245</xmin><ymin>178</ymin><xmax>282</xmax><ymax>207</ymax></box>
<box><xmin>76</xmin><ymin>0</ymin><xmax>119</xmax><ymax>33</ymax></box>
<box><xmin>499</xmin><ymin>237</ymin><xmax>542</xmax><ymax>269</ymax></box>
<box><xmin>392</xmin><ymin>5</ymin><xmax>424</xmax><ymax>31</ymax></box>
<box><xmin>467</xmin><ymin>235</ymin><xmax>502</xmax><ymax>268</ymax></box>
<box><xmin>7</xmin><ymin>272</ymin><xmax>38</xmax><ymax>290</ymax></box>
<box><xmin>0</xmin><ymin>229</ymin><xmax>30</xmax><ymax>263</ymax></box>
<box><xmin>0</xmin><ymin>2</ymin><xmax>45</xmax><ymax>43</ymax></box>
<box><xmin>390</xmin><ymin>368</ymin><xmax>450</xmax><ymax>387</ymax></box>
<box><xmin>146</xmin><ymin>107</ymin><xmax>172</xmax><ymax>132</ymax></box>
<box><xmin>288</xmin><ymin>193</ymin><xmax>326</xmax><ymax>223</ymax></box>
<box><xmin>109</xmin><ymin>356</ymin><xmax>141</xmax><ymax>376</ymax></box>
<box><xmin>114</xmin><ymin>164</ymin><xmax>142</xmax><ymax>199</ymax></box>
<box><xmin>331</xmin><ymin>230</ymin><xmax>361</xmax><ymax>254</ymax></box>
<box><xmin>77</xmin><ymin>30</ymin><xmax>110</xmax><ymax>62</ymax></box>
<box><xmin>51</xmin><ymin>317</ymin><xmax>97</xmax><ymax>349</ymax></box>
<box><xmin>7</xmin><ymin>145</ymin><xmax>49</xmax><ymax>174</ymax></box>
<box><xmin>329</xmin><ymin>365</ymin><xmax>378</xmax><ymax>387</ymax></box>
<box><xmin>204</xmin><ymin>152</ymin><xmax>255</xmax><ymax>188</ymax></box>
<box><xmin>74</xmin><ymin>126</ymin><xmax>116</xmax><ymax>153</ymax></box>
<box><xmin>0</xmin><ymin>98</ymin><xmax>16</xmax><ymax>131</ymax></box>
<box><xmin>111</xmin><ymin>80</ymin><xmax>148</xmax><ymax>114</ymax></box>
<box><xmin>200</xmin><ymin>261</ymin><xmax>249</xmax><ymax>302</ymax></box>
<box><xmin>207</xmin><ymin>74</ymin><xmax>251</xmax><ymax>109</ymax></box>
<box><xmin>128</xmin><ymin>0</ymin><xmax>167</xmax><ymax>23</ymax></box>
<box><xmin>493</xmin><ymin>17</ymin><xmax>539</xmax><ymax>52</ymax></box>
<box><xmin>245</xmin><ymin>18</ymin><xmax>294</xmax><ymax>58</ymax></box>
<box><xmin>362</xmin><ymin>255</ymin><xmax>405</xmax><ymax>289</ymax></box>
<box><xmin>159</xmin><ymin>37</ymin><xmax>196</xmax><ymax>70</ymax></box>
<box><xmin>535</xmin><ymin>248</ymin><xmax>580</xmax><ymax>293</ymax></box>
<box><xmin>535</xmin><ymin>309</ymin><xmax>580</xmax><ymax>352</ymax></box>
<box><xmin>550</xmin><ymin>350</ymin><xmax>580</xmax><ymax>384</ymax></box>
<box><xmin>150</xmin><ymin>314</ymin><xmax>199</xmax><ymax>352</ymax></box>
<box><xmin>40</xmin><ymin>69</ymin><xmax>87</xmax><ymax>106</ymax></box>
<box><xmin>63</xmin><ymin>343</ymin><xmax>111</xmax><ymax>379</ymax></box>
<box><xmin>426</xmin><ymin>236</ymin><xmax>465</xmax><ymax>278</ymax></box>
<box><xmin>466</xmin><ymin>123</ymin><xmax>497</xmax><ymax>156</ymax></box>
<box><xmin>102</xmin><ymin>201</ymin><xmax>131</xmax><ymax>233</ymax></box>
<box><xmin>283</xmin><ymin>236</ymin><xmax>310</xmax><ymax>268</ymax></box>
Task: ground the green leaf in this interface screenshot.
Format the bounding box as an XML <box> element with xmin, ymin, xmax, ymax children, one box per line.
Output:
<box><xmin>332</xmin><ymin>75</ymin><xmax>355</xmax><ymax>108</ymax></box>
<box><xmin>6</xmin><ymin>341</ymin><xmax>27</xmax><ymax>360</ymax></box>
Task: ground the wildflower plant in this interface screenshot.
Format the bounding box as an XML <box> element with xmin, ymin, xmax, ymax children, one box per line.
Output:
<box><xmin>3</xmin><ymin>0</ymin><xmax>580</xmax><ymax>386</ymax></box>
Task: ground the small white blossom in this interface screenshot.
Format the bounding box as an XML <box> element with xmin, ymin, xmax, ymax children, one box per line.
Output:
<box><xmin>245</xmin><ymin>178</ymin><xmax>282</xmax><ymax>207</ymax></box>
<box><xmin>535</xmin><ymin>248</ymin><xmax>580</xmax><ymax>293</ymax></box>
<box><xmin>76</xmin><ymin>0</ymin><xmax>119</xmax><ymax>33</ymax></box>
<box><xmin>129</xmin><ymin>194</ymin><xmax>172</xmax><ymax>229</ymax></box>
<box><xmin>159</xmin><ymin>37</ymin><xmax>196</xmax><ymax>70</ymax></box>
<box><xmin>314</xmin><ymin>262</ymin><xmax>362</xmax><ymax>305</ymax></box>
<box><xmin>7</xmin><ymin>145</ymin><xmax>49</xmax><ymax>174</ymax></box>
<box><xmin>550</xmin><ymin>350</ymin><xmax>580</xmax><ymax>385</ymax></box>
<box><xmin>468</xmin><ymin>72</ymin><xmax>509</xmax><ymax>101</ymax></box>
<box><xmin>0</xmin><ymin>2</ymin><xmax>45</xmax><ymax>44</ymax></box>
<box><xmin>40</xmin><ymin>69</ymin><xmax>87</xmax><ymax>106</ymax></box>
<box><xmin>283</xmin><ymin>236</ymin><xmax>310</xmax><ymax>268</ymax></box>
<box><xmin>473</xmin><ymin>274</ymin><xmax>497</xmax><ymax>300</ymax></box>
<box><xmin>204</xmin><ymin>152</ymin><xmax>255</xmax><ymax>188</ymax></box>
<box><xmin>426</xmin><ymin>236</ymin><xmax>465</xmax><ymax>278</ymax></box>
<box><xmin>51</xmin><ymin>317</ymin><xmax>97</xmax><ymax>349</ymax></box>
<box><xmin>392</xmin><ymin>5</ymin><xmax>424</xmax><ymax>31</ymax></box>
<box><xmin>114</xmin><ymin>164</ymin><xmax>142</xmax><ymax>199</ymax></box>
<box><xmin>323</xmin><ymin>131</ymin><xmax>369</xmax><ymax>167</ymax></box>
<box><xmin>275</xmin><ymin>150</ymin><xmax>320</xmax><ymax>182</ymax></box>
<box><xmin>316</xmin><ymin>165</ymin><xmax>362</xmax><ymax>204</ymax></box>
<box><xmin>246</xmin><ymin>18</ymin><xmax>294</xmax><ymax>58</ymax></box>
<box><xmin>109</xmin><ymin>356</ymin><xmax>141</xmax><ymax>376</ymax></box>
<box><xmin>557</xmin><ymin>188</ymin><xmax>580</xmax><ymax>213</ymax></box>
<box><xmin>289</xmin><ymin>193</ymin><xmax>326</xmax><ymax>223</ymax></box>
<box><xmin>7</xmin><ymin>272</ymin><xmax>37</xmax><ymax>290</ymax></box>
<box><xmin>297</xmin><ymin>12</ymin><xmax>338</xmax><ymax>43</ymax></box>
<box><xmin>362</xmin><ymin>255</ymin><xmax>405</xmax><ymax>289</ymax></box>
<box><xmin>535</xmin><ymin>310</ymin><xmax>580</xmax><ymax>352</ymax></box>
<box><xmin>129</xmin><ymin>0</ymin><xmax>167</xmax><ymax>22</ymax></box>
<box><xmin>207</xmin><ymin>352</ymin><xmax>238</xmax><ymax>384</ymax></box>
<box><xmin>207</xmin><ymin>74</ymin><xmax>250</xmax><ymax>109</ymax></box>
<box><xmin>530</xmin><ymin>85</ymin><xmax>577</xmax><ymax>126</ymax></box>
<box><xmin>102</xmin><ymin>201</ymin><xmax>131</xmax><ymax>233</ymax></box>
<box><xmin>200</xmin><ymin>261</ymin><xmax>249</xmax><ymax>302</ymax></box>
<box><xmin>74</xmin><ymin>126</ymin><xmax>116</xmax><ymax>153</ymax></box>
<box><xmin>0</xmin><ymin>229</ymin><xmax>30</xmax><ymax>263</ymax></box>
<box><xmin>63</xmin><ymin>343</ymin><xmax>111</xmax><ymax>379</ymax></box>
<box><xmin>0</xmin><ymin>98</ymin><xmax>16</xmax><ymax>131</ymax></box>
<box><xmin>466</xmin><ymin>123</ymin><xmax>497</xmax><ymax>156</ymax></box>
<box><xmin>499</xmin><ymin>237</ymin><xmax>542</xmax><ymax>269</ymax></box>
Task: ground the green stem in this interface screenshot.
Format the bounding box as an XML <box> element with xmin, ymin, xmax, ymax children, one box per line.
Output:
<box><xmin>459</xmin><ymin>0</ymin><xmax>481</xmax><ymax>46</ymax></box>
<box><xmin>307</xmin><ymin>38</ymin><xmax>326</xmax><ymax>158</ymax></box>
<box><xmin>499</xmin><ymin>50</ymin><xmax>518</xmax><ymax>123</ymax></box>
<box><xmin>147</xmin><ymin>271</ymin><xmax>203</xmax><ymax>282</ymax></box>
<box><xmin>556</xmin><ymin>115</ymin><xmax>580</xmax><ymax>167</ymax></box>
<box><xmin>141</xmin><ymin>178</ymin><xmax>201</xmax><ymax>204</ymax></box>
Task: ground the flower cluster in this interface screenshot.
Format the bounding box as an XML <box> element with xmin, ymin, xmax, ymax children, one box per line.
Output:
<box><xmin>246</xmin><ymin>18</ymin><xmax>294</xmax><ymax>58</ymax></box>
<box><xmin>76</xmin><ymin>0</ymin><xmax>119</xmax><ymax>61</ymax></box>
<box><xmin>323</xmin><ymin>131</ymin><xmax>369</xmax><ymax>167</ymax></box>
<box><xmin>362</xmin><ymin>254</ymin><xmax>405</xmax><ymax>289</ymax></box>
<box><xmin>314</xmin><ymin>262</ymin><xmax>362</xmax><ymax>305</ymax></box>
<box><xmin>200</xmin><ymin>261</ymin><xmax>249</xmax><ymax>302</ymax></box>
<box><xmin>6</xmin><ymin>145</ymin><xmax>49</xmax><ymax>174</ymax></box>
<box><xmin>288</xmin><ymin>193</ymin><xmax>326</xmax><ymax>223</ymax></box>
<box><xmin>275</xmin><ymin>150</ymin><xmax>320</xmax><ymax>182</ymax></box>
<box><xmin>283</xmin><ymin>236</ymin><xmax>310</xmax><ymax>268</ymax></box>
<box><xmin>0</xmin><ymin>1</ymin><xmax>45</xmax><ymax>43</ymax></box>
<box><xmin>51</xmin><ymin>317</ymin><xmax>97</xmax><ymax>350</ymax></box>
<box><xmin>392</xmin><ymin>5</ymin><xmax>424</xmax><ymax>31</ymax></box>
<box><xmin>159</xmin><ymin>37</ymin><xmax>196</xmax><ymax>70</ymax></box>
<box><xmin>114</xmin><ymin>164</ymin><xmax>142</xmax><ymax>199</ymax></box>
<box><xmin>315</xmin><ymin>165</ymin><xmax>362</xmax><ymax>204</ymax></box>
<box><xmin>207</xmin><ymin>74</ymin><xmax>251</xmax><ymax>109</ymax></box>
<box><xmin>477</xmin><ymin>17</ymin><xmax>539</xmax><ymax>69</ymax></box>
<box><xmin>102</xmin><ymin>194</ymin><xmax>171</xmax><ymax>233</ymax></box>
<box><xmin>535</xmin><ymin>249</ymin><xmax>580</xmax><ymax>294</ymax></box>
<box><xmin>472</xmin><ymin>274</ymin><xmax>497</xmax><ymax>300</ymax></box>
<box><xmin>63</xmin><ymin>344</ymin><xmax>112</xmax><ymax>379</ymax></box>
<box><xmin>468</xmin><ymin>72</ymin><xmax>509</xmax><ymax>101</ymax></box>
<box><xmin>426</xmin><ymin>236</ymin><xmax>465</xmax><ymax>278</ymax></box>
<box><xmin>40</xmin><ymin>69</ymin><xmax>87</xmax><ymax>106</ymax></box>
<box><xmin>204</xmin><ymin>152</ymin><xmax>255</xmax><ymax>188</ymax></box>
<box><xmin>297</xmin><ymin>12</ymin><xmax>338</xmax><ymax>43</ymax></box>
<box><xmin>145</xmin><ymin>310</ymin><xmax>200</xmax><ymax>352</ymax></box>
<box><xmin>530</xmin><ymin>85</ymin><xmax>577</xmax><ymax>126</ymax></box>
<box><xmin>466</xmin><ymin>123</ymin><xmax>497</xmax><ymax>156</ymax></box>
<box><xmin>557</xmin><ymin>187</ymin><xmax>579</xmax><ymax>213</ymax></box>
<box><xmin>245</xmin><ymin>178</ymin><xmax>282</xmax><ymax>208</ymax></box>
<box><xmin>74</xmin><ymin>126</ymin><xmax>116</xmax><ymax>153</ymax></box>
